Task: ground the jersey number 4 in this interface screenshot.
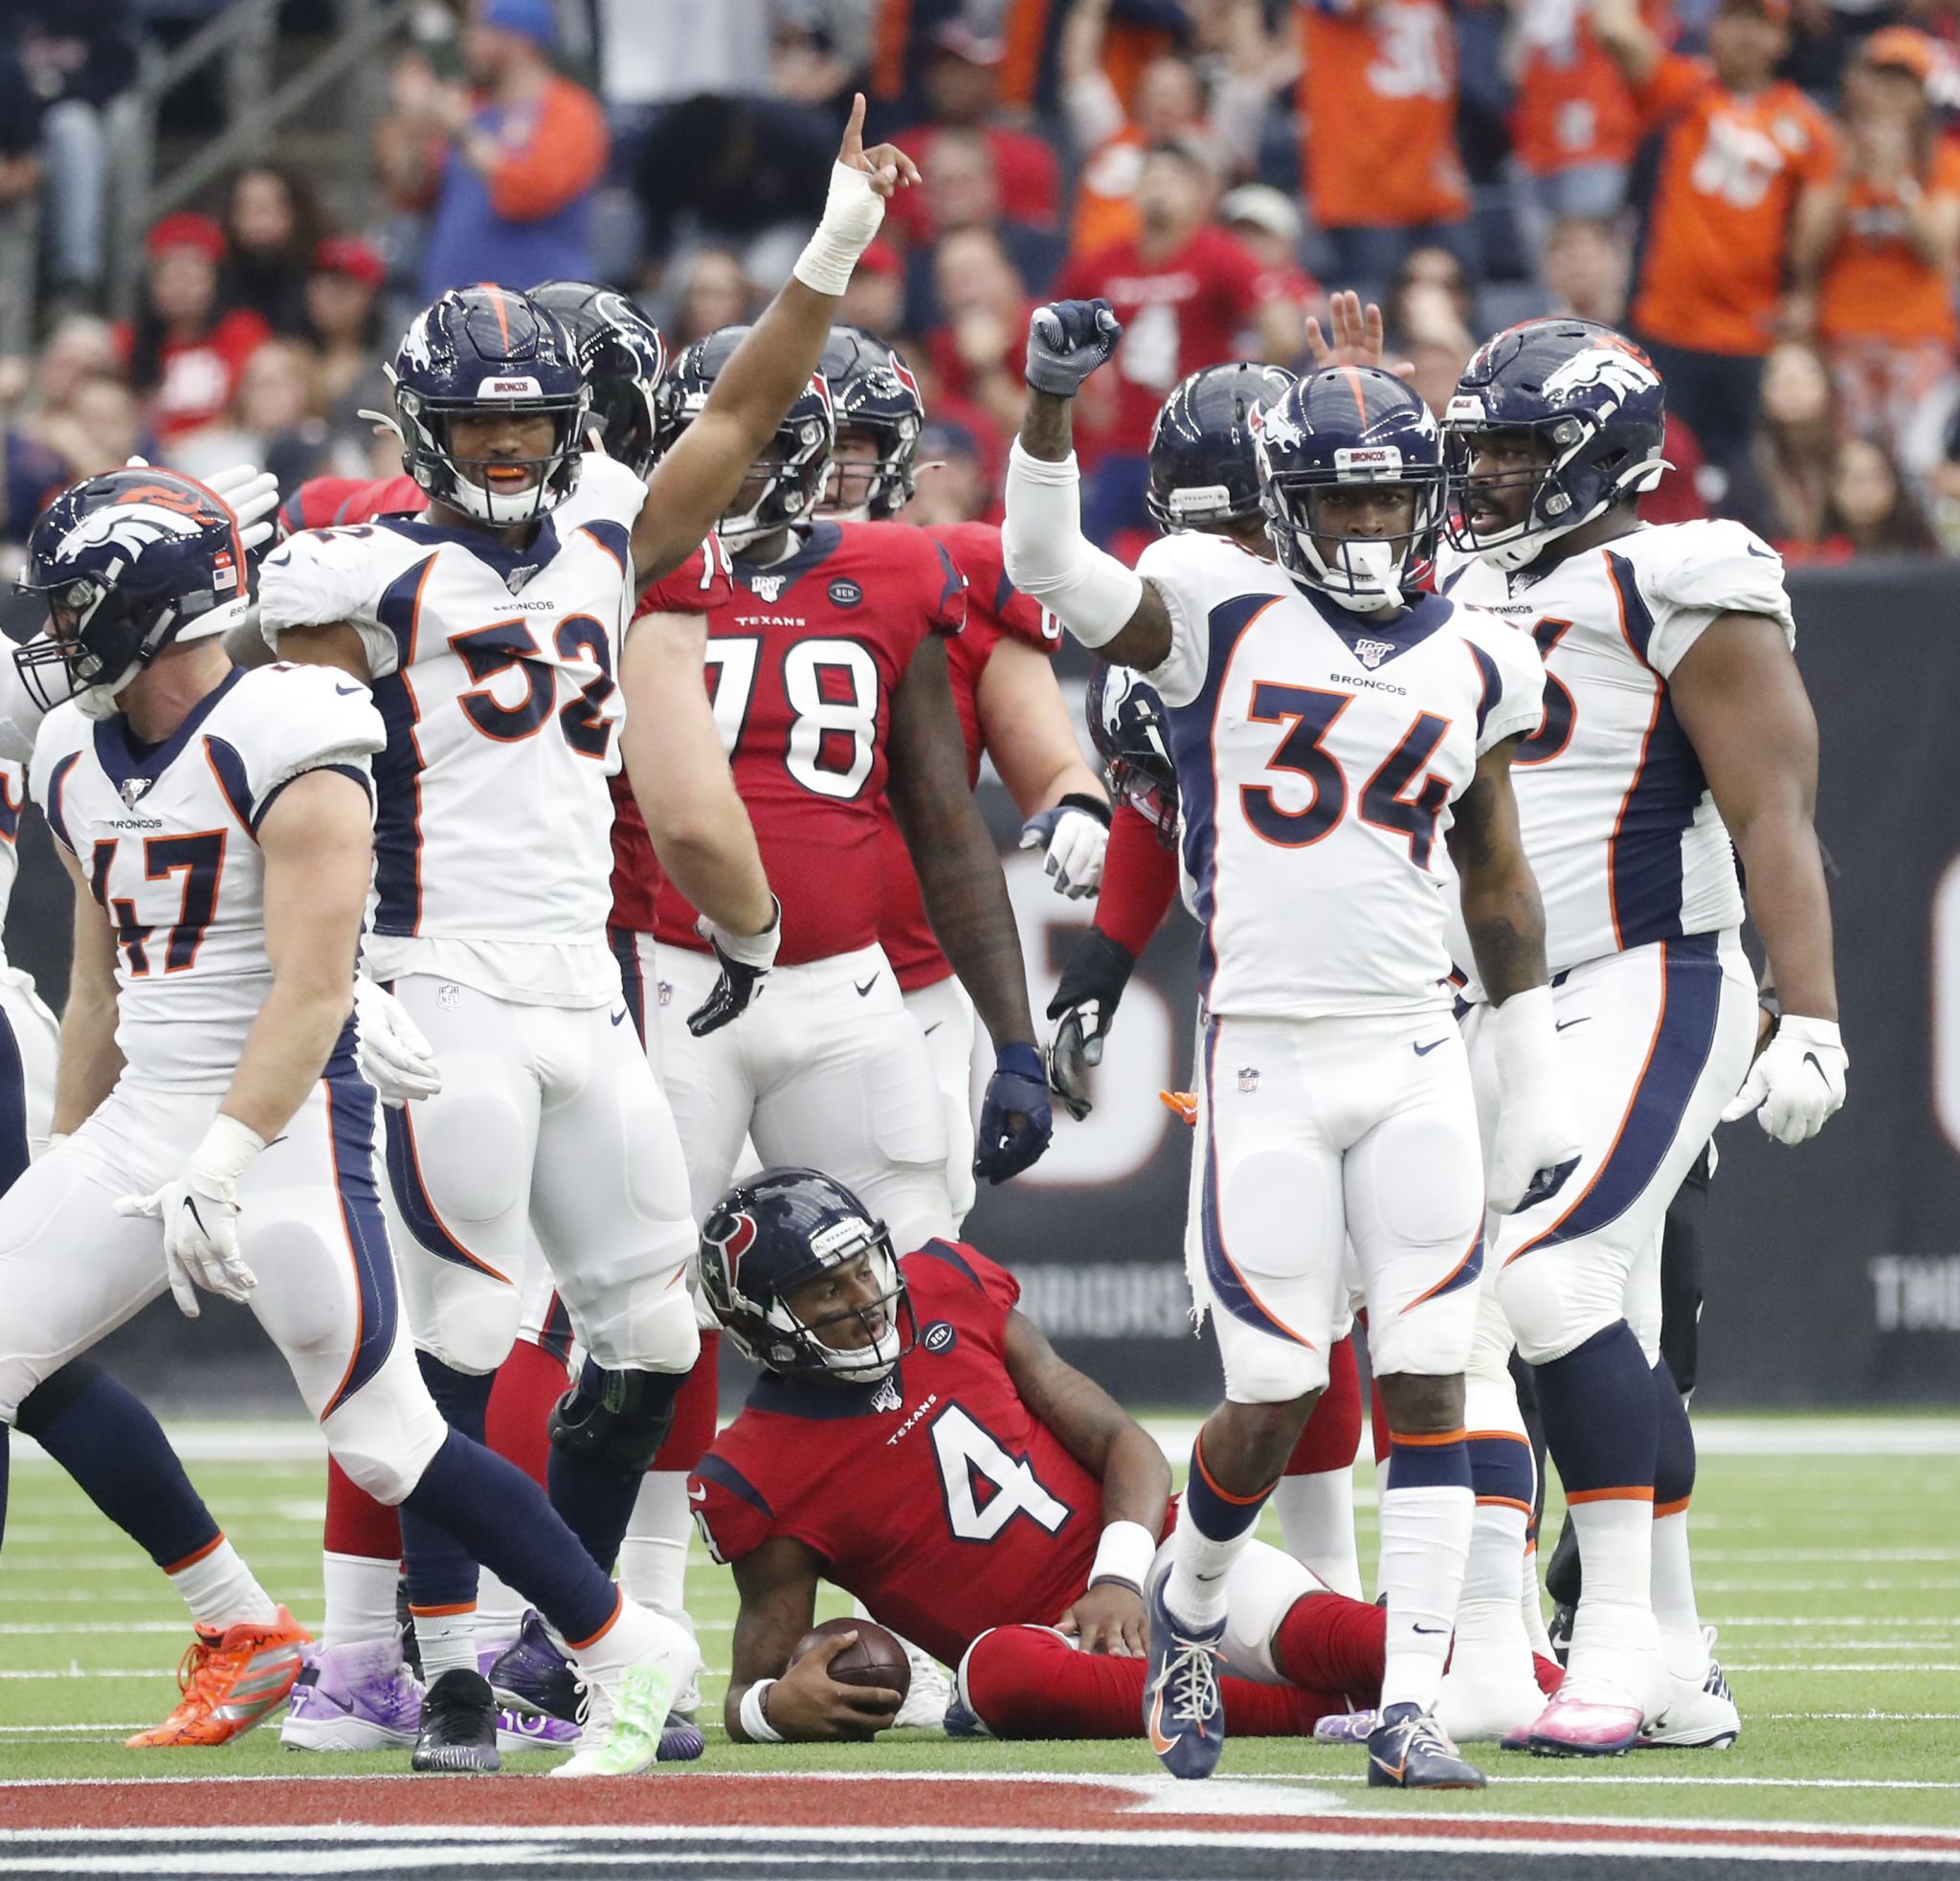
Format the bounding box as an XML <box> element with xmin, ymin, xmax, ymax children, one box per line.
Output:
<box><xmin>1240</xmin><ymin>683</ymin><xmax>1455</xmax><ymax>869</ymax></box>
<box><xmin>929</xmin><ymin>1403</ymin><xmax>1072</xmax><ymax>1544</ymax></box>
<box><xmin>704</xmin><ymin>638</ymin><xmax>880</xmax><ymax>800</ymax></box>
<box><xmin>88</xmin><ymin>831</ymin><xmax>224</xmax><ymax>976</ymax></box>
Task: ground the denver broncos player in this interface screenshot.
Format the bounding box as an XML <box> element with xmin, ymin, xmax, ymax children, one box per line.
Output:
<box><xmin>689</xmin><ymin>1168</ymin><xmax>1393</xmax><ymax>1748</ymax></box>
<box><xmin>1438</xmin><ymin>318</ymin><xmax>1841</xmax><ymax>1755</ymax></box>
<box><xmin>0</xmin><ymin>468</ymin><xmax>695</xmax><ymax>1776</ymax></box>
<box><xmin>1004</xmin><ymin>302</ymin><xmax>1575</xmax><ymax>1790</ymax></box>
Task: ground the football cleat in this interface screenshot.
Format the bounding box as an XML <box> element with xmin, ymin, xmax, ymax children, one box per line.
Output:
<box><xmin>1640</xmin><ymin>1632</ymin><xmax>1740</xmax><ymax>1750</ymax></box>
<box><xmin>1437</xmin><ymin>1600</ymin><xmax>1557</xmax><ymax>1743</ymax></box>
<box><xmin>487</xmin><ymin>1608</ymin><xmax>581</xmax><ymax>1722</ymax></box>
<box><xmin>551</xmin><ymin>1613</ymin><xmax>699</xmax><ymax>1779</ymax></box>
<box><xmin>1142</xmin><ymin>1579</ymin><xmax>1226</xmax><ymax>1780</ymax></box>
<box><xmin>412</xmin><ymin>1668</ymin><xmax>501</xmax><ymax>1773</ymax></box>
<box><xmin>892</xmin><ymin>1633</ymin><xmax>953</xmax><ymax>1730</ymax></box>
<box><xmin>1367</xmin><ymin>1702</ymin><xmax>1487</xmax><ymax>1789</ymax></box>
<box><xmin>1526</xmin><ymin>1674</ymin><xmax>1645</xmax><ymax>1757</ymax></box>
<box><xmin>279</xmin><ymin>1638</ymin><xmax>422</xmax><ymax>1751</ymax></box>
<box><xmin>126</xmin><ymin>1607</ymin><xmax>310</xmax><ymax>1747</ymax></box>
<box><xmin>1311</xmin><ymin>1708</ymin><xmax>1378</xmax><ymax>1745</ymax></box>
<box><xmin>1547</xmin><ymin>1601</ymin><xmax>1574</xmax><ymax>1667</ymax></box>
<box><xmin>495</xmin><ymin>1707</ymin><xmax>581</xmax><ymax>1753</ymax></box>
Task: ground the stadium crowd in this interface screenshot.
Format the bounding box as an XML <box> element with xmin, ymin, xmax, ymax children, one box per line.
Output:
<box><xmin>3</xmin><ymin>0</ymin><xmax>1960</xmax><ymax>559</ymax></box>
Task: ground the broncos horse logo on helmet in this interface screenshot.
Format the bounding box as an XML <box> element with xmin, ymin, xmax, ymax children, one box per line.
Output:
<box><xmin>656</xmin><ymin>326</ymin><xmax>835</xmax><ymax>550</ymax></box>
<box><xmin>820</xmin><ymin>325</ymin><xmax>925</xmax><ymax>522</ymax></box>
<box><xmin>698</xmin><ymin>1168</ymin><xmax>917</xmax><ymax>1387</ymax></box>
<box><xmin>388</xmin><ymin>285</ymin><xmax>590</xmax><ymax>526</ymax></box>
<box><xmin>526</xmin><ymin>280</ymin><xmax>668</xmax><ymax>479</ymax></box>
<box><xmin>1443</xmin><ymin>318</ymin><xmax>1667</xmax><ymax>571</ymax></box>
<box><xmin>14</xmin><ymin>467</ymin><xmax>251</xmax><ymax>713</ymax></box>
<box><xmin>1087</xmin><ymin>664</ymin><xmax>1177</xmax><ymax>845</ymax></box>
<box><xmin>1146</xmin><ymin>360</ymin><xmax>1297</xmax><ymax>533</ymax></box>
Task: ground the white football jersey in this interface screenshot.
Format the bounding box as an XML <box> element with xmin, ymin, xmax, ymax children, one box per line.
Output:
<box><xmin>1437</xmin><ymin>519</ymin><xmax>1794</xmax><ymax>987</ymax></box>
<box><xmin>0</xmin><ymin>761</ymin><xmax>23</xmax><ymax>935</ymax></box>
<box><xmin>257</xmin><ymin>454</ymin><xmax>645</xmax><ymax>1002</ymax></box>
<box><xmin>1140</xmin><ymin>531</ymin><xmax>1545</xmax><ymax>1020</ymax></box>
<box><xmin>28</xmin><ymin>664</ymin><xmax>384</xmax><ymax>1094</ymax></box>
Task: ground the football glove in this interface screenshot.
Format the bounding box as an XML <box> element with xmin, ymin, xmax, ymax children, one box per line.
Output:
<box><xmin>115</xmin><ymin>1115</ymin><xmax>262</xmax><ymax>1318</ymax></box>
<box><xmin>1019</xmin><ymin>794</ymin><xmax>1110</xmax><ymax>900</ymax></box>
<box><xmin>974</xmin><ymin>1042</ymin><xmax>1053</xmax><ymax>1184</ymax></box>
<box><xmin>1044</xmin><ymin>928</ymin><xmax>1137</xmax><ymax>1121</ymax></box>
<box><xmin>1025</xmin><ymin>300</ymin><xmax>1124</xmax><ymax>397</ymax></box>
<box><xmin>128</xmin><ymin>457</ymin><xmax>281</xmax><ymax>557</ymax></box>
<box><xmin>688</xmin><ymin>896</ymin><xmax>782</xmax><ymax>1038</ymax></box>
<box><xmin>353</xmin><ymin>977</ymin><xmax>442</xmax><ymax>1108</ymax></box>
<box><xmin>1721</xmin><ymin>1014</ymin><xmax>1846</xmax><ymax>1145</ymax></box>
<box><xmin>1486</xmin><ymin>988</ymin><xmax>1583</xmax><ymax>1215</ymax></box>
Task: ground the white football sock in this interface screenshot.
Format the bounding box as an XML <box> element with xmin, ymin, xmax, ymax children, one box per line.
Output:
<box><xmin>1377</xmin><ymin>1484</ymin><xmax>1473</xmax><ymax>1713</ymax></box>
<box><xmin>321</xmin><ymin>1550</ymin><xmax>399</xmax><ymax>1649</ymax></box>
<box><xmin>617</xmin><ymin>1471</ymin><xmax>692</xmax><ymax>1618</ymax></box>
<box><xmin>1521</xmin><ymin>1541</ymin><xmax>1556</xmax><ymax>1659</ymax></box>
<box><xmin>1566</xmin><ymin>1498</ymin><xmax>1659</xmax><ymax>1695</ymax></box>
<box><xmin>412</xmin><ymin>1606</ymin><xmax>478</xmax><ymax>1682</ymax></box>
<box><xmin>1272</xmin><ymin>1468</ymin><xmax>1364</xmax><ymax>1601</ymax></box>
<box><xmin>476</xmin><ymin>1569</ymin><xmax>525</xmax><ymax>1647</ymax></box>
<box><xmin>1164</xmin><ymin>1500</ymin><xmax>1254</xmax><ymax>1632</ymax></box>
<box><xmin>1462</xmin><ymin>1499</ymin><xmax>1528</xmax><ymax>1607</ymax></box>
<box><xmin>168</xmin><ymin>1538</ymin><xmax>278</xmax><ymax>1632</ymax></box>
<box><xmin>1652</xmin><ymin>1508</ymin><xmax>1706</xmax><ymax>1670</ymax></box>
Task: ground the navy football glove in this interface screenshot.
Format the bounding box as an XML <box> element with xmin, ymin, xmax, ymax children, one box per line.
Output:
<box><xmin>687</xmin><ymin>897</ymin><xmax>781</xmax><ymax>1038</ymax></box>
<box><xmin>1044</xmin><ymin>928</ymin><xmax>1137</xmax><ymax>1121</ymax></box>
<box><xmin>974</xmin><ymin>1041</ymin><xmax>1054</xmax><ymax>1184</ymax></box>
<box><xmin>1025</xmin><ymin>300</ymin><xmax>1124</xmax><ymax>397</ymax></box>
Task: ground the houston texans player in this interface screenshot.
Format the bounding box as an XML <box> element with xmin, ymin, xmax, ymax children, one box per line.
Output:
<box><xmin>688</xmin><ymin>1168</ymin><xmax>1397</xmax><ymax>1748</ymax></box>
<box><xmin>0</xmin><ymin>469</ymin><xmax>698</xmax><ymax>1776</ymax></box>
<box><xmin>1004</xmin><ymin>302</ymin><xmax>1577</xmax><ymax>1789</ymax></box>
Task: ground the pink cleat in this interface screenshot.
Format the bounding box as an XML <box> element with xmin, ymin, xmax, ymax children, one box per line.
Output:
<box><xmin>1525</xmin><ymin>1678</ymin><xmax>1644</xmax><ymax>1757</ymax></box>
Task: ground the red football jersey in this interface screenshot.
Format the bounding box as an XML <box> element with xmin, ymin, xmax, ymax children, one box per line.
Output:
<box><xmin>279</xmin><ymin>473</ymin><xmax>425</xmax><ymax>538</ymax></box>
<box><xmin>691</xmin><ymin>1243</ymin><xmax>1109</xmax><ymax>1668</ymax></box>
<box><xmin>653</xmin><ymin>521</ymin><xmax>966</xmax><ymax>968</ymax></box>
<box><xmin>878</xmin><ymin>522</ymin><xmax>1057</xmax><ymax>994</ymax></box>
<box><xmin>607</xmin><ymin>535</ymin><xmax>739</xmax><ymax>935</ymax></box>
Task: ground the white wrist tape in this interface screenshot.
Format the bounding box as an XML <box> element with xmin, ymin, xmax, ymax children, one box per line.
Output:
<box><xmin>192</xmin><ymin>1113</ymin><xmax>267</xmax><ymax>1186</ymax></box>
<box><xmin>793</xmin><ymin>162</ymin><xmax>887</xmax><ymax>297</ymax></box>
<box><xmin>1087</xmin><ymin>1518</ymin><xmax>1157</xmax><ymax>1592</ymax></box>
<box><xmin>1002</xmin><ymin>441</ymin><xmax>1146</xmax><ymax>650</ymax></box>
<box><xmin>1490</xmin><ymin>984</ymin><xmax>1558</xmax><ymax>1098</ymax></box>
<box><xmin>699</xmin><ymin>894</ymin><xmax>782</xmax><ymax>971</ymax></box>
<box><xmin>740</xmin><ymin>1678</ymin><xmax>786</xmax><ymax>1743</ymax></box>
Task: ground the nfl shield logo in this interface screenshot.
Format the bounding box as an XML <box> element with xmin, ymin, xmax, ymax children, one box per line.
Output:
<box><xmin>1354</xmin><ymin>638</ymin><xmax>1394</xmax><ymax>671</ymax></box>
<box><xmin>748</xmin><ymin>572</ymin><xmax>787</xmax><ymax>603</ymax></box>
<box><xmin>657</xmin><ymin>980</ymin><xmax>673</xmax><ymax>1007</ymax></box>
<box><xmin>1237</xmin><ymin>1066</ymin><xmax>1259</xmax><ymax>1094</ymax></box>
<box><xmin>871</xmin><ymin>1377</ymin><xmax>902</xmax><ymax>1413</ymax></box>
<box><xmin>119</xmin><ymin>777</ymin><xmax>151</xmax><ymax>810</ymax></box>
<box><xmin>505</xmin><ymin>564</ymin><xmax>538</xmax><ymax>593</ymax></box>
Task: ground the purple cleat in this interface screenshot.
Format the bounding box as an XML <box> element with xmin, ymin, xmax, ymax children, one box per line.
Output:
<box><xmin>488</xmin><ymin>1609</ymin><xmax>581</xmax><ymax>1723</ymax></box>
<box><xmin>495</xmin><ymin>1707</ymin><xmax>582</xmax><ymax>1753</ymax></box>
<box><xmin>279</xmin><ymin>1640</ymin><xmax>423</xmax><ymax>1752</ymax></box>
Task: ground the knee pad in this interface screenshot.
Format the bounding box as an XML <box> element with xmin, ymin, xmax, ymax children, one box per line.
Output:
<box><xmin>561</xmin><ymin>1237</ymin><xmax>701</xmax><ymax>1372</ymax></box>
<box><xmin>1496</xmin><ymin>1250</ymin><xmax>1621</xmax><ymax>1365</ymax></box>
<box><xmin>413</xmin><ymin>1276</ymin><xmax>523</xmax><ymax>1377</ymax></box>
<box><xmin>548</xmin><ymin>1361</ymin><xmax>680</xmax><ymax>1478</ymax></box>
<box><xmin>1218</xmin><ymin>1315</ymin><xmax>1330</xmax><ymax>1405</ymax></box>
<box><xmin>324</xmin><ymin>1355</ymin><xmax>449</xmax><ymax>1506</ymax></box>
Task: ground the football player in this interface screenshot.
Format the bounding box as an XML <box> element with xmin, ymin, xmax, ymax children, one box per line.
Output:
<box><xmin>0</xmin><ymin>468</ymin><xmax>694</xmax><ymax>1776</ymax></box>
<box><xmin>1002</xmin><ymin>302</ymin><xmax>1578</xmax><ymax>1789</ymax></box>
<box><xmin>690</xmin><ymin>1169</ymin><xmax>1402</xmax><ymax>1747</ymax></box>
<box><xmin>256</xmin><ymin>101</ymin><xmax>915</xmax><ymax>1767</ymax></box>
<box><xmin>1435</xmin><ymin>318</ymin><xmax>1840</xmax><ymax>1754</ymax></box>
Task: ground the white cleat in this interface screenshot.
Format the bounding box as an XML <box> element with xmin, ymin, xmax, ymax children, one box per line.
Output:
<box><xmin>1437</xmin><ymin>1599</ymin><xmax>1548</xmax><ymax>1744</ymax></box>
<box><xmin>891</xmin><ymin>1633</ymin><xmax>953</xmax><ymax>1731</ymax></box>
<box><xmin>1640</xmin><ymin>1630</ymin><xmax>1740</xmax><ymax>1750</ymax></box>
<box><xmin>550</xmin><ymin>1614</ymin><xmax>699</xmax><ymax>1779</ymax></box>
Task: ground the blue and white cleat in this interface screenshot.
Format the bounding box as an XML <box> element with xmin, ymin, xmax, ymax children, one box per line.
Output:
<box><xmin>1367</xmin><ymin>1702</ymin><xmax>1487</xmax><ymax>1789</ymax></box>
<box><xmin>1142</xmin><ymin>1579</ymin><xmax>1227</xmax><ymax>1780</ymax></box>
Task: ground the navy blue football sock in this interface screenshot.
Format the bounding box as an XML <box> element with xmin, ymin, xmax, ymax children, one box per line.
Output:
<box><xmin>399</xmin><ymin>1353</ymin><xmax>494</xmax><ymax>1613</ymax></box>
<box><xmin>401</xmin><ymin>1429</ymin><xmax>618</xmax><ymax>1647</ymax></box>
<box><xmin>1529</xmin><ymin>1323</ymin><xmax>1658</xmax><ymax>1499</ymax></box>
<box><xmin>547</xmin><ymin>1363</ymin><xmax>686</xmax><ymax>1576</ymax></box>
<box><xmin>1653</xmin><ymin>1360</ymin><xmax>1697</xmax><ymax>1514</ymax></box>
<box><xmin>15</xmin><ymin>1361</ymin><xmax>220</xmax><ymax>1569</ymax></box>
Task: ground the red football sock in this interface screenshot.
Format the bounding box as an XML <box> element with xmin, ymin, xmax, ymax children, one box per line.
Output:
<box><xmin>323</xmin><ymin>1457</ymin><xmax>400</xmax><ymax>1559</ymax></box>
<box><xmin>1285</xmin><ymin>1333</ymin><xmax>1362</xmax><ymax>1474</ymax></box>
<box><xmin>1271</xmin><ymin>1592</ymin><xmax>1387</xmax><ymax>1709</ymax></box>
<box><xmin>484</xmin><ymin>1335</ymin><xmax>569</xmax><ymax>1489</ymax></box>
<box><xmin>959</xmin><ymin>1626</ymin><xmax>1327</xmax><ymax>1739</ymax></box>
<box><xmin>650</xmin><ymin>1332</ymin><xmax>720</xmax><ymax>1471</ymax></box>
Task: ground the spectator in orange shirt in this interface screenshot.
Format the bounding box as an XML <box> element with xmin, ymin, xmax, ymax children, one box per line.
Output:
<box><xmin>390</xmin><ymin>0</ymin><xmax>610</xmax><ymax>301</ymax></box>
<box><xmin>1296</xmin><ymin>0</ymin><xmax>1475</xmax><ymax>299</ymax></box>
<box><xmin>1593</xmin><ymin>0</ymin><xmax>1837</xmax><ymax>481</ymax></box>
<box><xmin>1791</xmin><ymin>28</ymin><xmax>1960</xmax><ymax>454</ymax></box>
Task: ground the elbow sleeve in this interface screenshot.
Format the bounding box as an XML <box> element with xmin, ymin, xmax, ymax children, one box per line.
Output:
<box><xmin>1003</xmin><ymin>441</ymin><xmax>1145</xmax><ymax>650</ymax></box>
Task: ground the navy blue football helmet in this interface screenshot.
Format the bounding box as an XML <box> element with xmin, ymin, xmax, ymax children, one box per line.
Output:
<box><xmin>14</xmin><ymin>468</ymin><xmax>251</xmax><ymax>713</ymax></box>
<box><xmin>1444</xmin><ymin>318</ymin><xmax>1667</xmax><ymax>571</ymax></box>
<box><xmin>819</xmin><ymin>325</ymin><xmax>925</xmax><ymax>521</ymax></box>
<box><xmin>526</xmin><ymin>280</ymin><xmax>667</xmax><ymax>478</ymax></box>
<box><xmin>1146</xmin><ymin>361</ymin><xmax>1297</xmax><ymax>533</ymax></box>
<box><xmin>699</xmin><ymin>1168</ymin><xmax>917</xmax><ymax>1387</ymax></box>
<box><xmin>389</xmin><ymin>285</ymin><xmax>590</xmax><ymax>526</ymax></box>
<box><xmin>656</xmin><ymin>326</ymin><xmax>835</xmax><ymax>549</ymax></box>
<box><xmin>1087</xmin><ymin>664</ymin><xmax>1177</xmax><ymax>844</ymax></box>
<box><xmin>1255</xmin><ymin>367</ymin><xmax>1447</xmax><ymax>612</ymax></box>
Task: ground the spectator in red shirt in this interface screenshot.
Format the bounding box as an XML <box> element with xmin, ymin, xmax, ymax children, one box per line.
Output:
<box><xmin>1055</xmin><ymin>139</ymin><xmax>1302</xmax><ymax>541</ymax></box>
<box><xmin>117</xmin><ymin>213</ymin><xmax>272</xmax><ymax>447</ymax></box>
<box><xmin>924</xmin><ymin>225</ymin><xmax>1037</xmax><ymax>443</ymax></box>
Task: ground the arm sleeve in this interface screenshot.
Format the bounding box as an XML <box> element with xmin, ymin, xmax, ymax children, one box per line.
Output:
<box><xmin>487</xmin><ymin>81</ymin><xmax>610</xmax><ymax>222</ymax></box>
<box><xmin>1094</xmin><ymin>801</ymin><xmax>1181</xmax><ymax>956</ymax></box>
<box><xmin>1641</xmin><ymin>521</ymin><xmax>1798</xmax><ymax>675</ymax></box>
<box><xmin>257</xmin><ymin>531</ymin><xmax>400</xmax><ymax>679</ymax></box>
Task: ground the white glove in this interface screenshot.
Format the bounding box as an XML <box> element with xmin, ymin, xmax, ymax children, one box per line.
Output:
<box><xmin>1721</xmin><ymin>1014</ymin><xmax>1845</xmax><ymax>1145</ymax></box>
<box><xmin>127</xmin><ymin>456</ymin><xmax>280</xmax><ymax>555</ymax></box>
<box><xmin>354</xmin><ymin>977</ymin><xmax>442</xmax><ymax>1108</ymax></box>
<box><xmin>1018</xmin><ymin>797</ymin><xmax>1110</xmax><ymax>899</ymax></box>
<box><xmin>1486</xmin><ymin>987</ymin><xmax>1584</xmax><ymax>1215</ymax></box>
<box><xmin>114</xmin><ymin>1114</ymin><xmax>262</xmax><ymax>1318</ymax></box>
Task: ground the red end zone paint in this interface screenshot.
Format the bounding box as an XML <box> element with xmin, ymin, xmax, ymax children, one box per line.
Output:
<box><xmin>5</xmin><ymin>1777</ymin><xmax>1960</xmax><ymax>1860</ymax></box>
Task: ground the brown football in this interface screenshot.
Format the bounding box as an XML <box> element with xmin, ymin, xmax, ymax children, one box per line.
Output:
<box><xmin>790</xmin><ymin>1615</ymin><xmax>912</xmax><ymax>1701</ymax></box>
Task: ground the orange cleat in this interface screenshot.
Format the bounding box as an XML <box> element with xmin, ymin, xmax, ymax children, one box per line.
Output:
<box><xmin>126</xmin><ymin>1607</ymin><xmax>312</xmax><ymax>1747</ymax></box>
